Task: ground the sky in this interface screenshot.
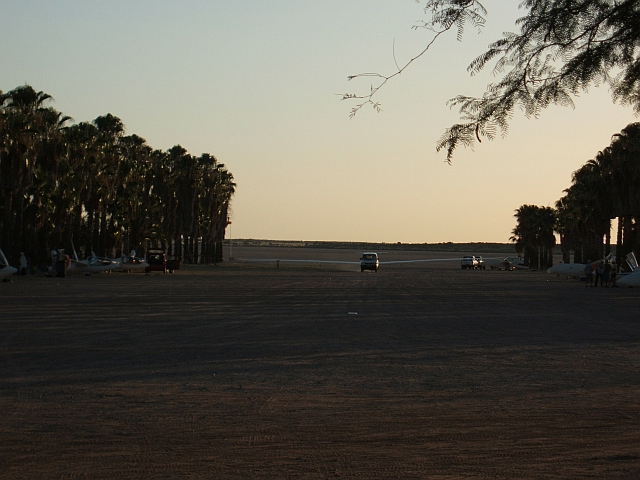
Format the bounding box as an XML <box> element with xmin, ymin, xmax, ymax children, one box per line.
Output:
<box><xmin>1</xmin><ymin>1</ymin><xmax>636</xmax><ymax>243</ymax></box>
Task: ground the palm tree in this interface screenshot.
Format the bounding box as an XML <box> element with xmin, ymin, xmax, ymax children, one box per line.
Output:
<box><xmin>559</xmin><ymin>160</ymin><xmax>610</xmax><ymax>262</ymax></box>
<box><xmin>198</xmin><ymin>156</ymin><xmax>235</xmax><ymax>264</ymax></box>
<box><xmin>28</xmin><ymin>107</ymin><xmax>72</xmax><ymax>264</ymax></box>
<box><xmin>63</xmin><ymin>121</ymin><xmax>99</xmax><ymax>256</ymax></box>
<box><xmin>0</xmin><ymin>86</ymin><xmax>70</xmax><ymax>264</ymax></box>
<box><xmin>555</xmin><ymin>194</ymin><xmax>583</xmax><ymax>263</ymax></box>
<box><xmin>92</xmin><ymin>114</ymin><xmax>125</xmax><ymax>256</ymax></box>
<box><xmin>511</xmin><ymin>205</ymin><xmax>556</xmax><ymax>269</ymax></box>
<box><xmin>115</xmin><ymin>134</ymin><xmax>155</xmax><ymax>255</ymax></box>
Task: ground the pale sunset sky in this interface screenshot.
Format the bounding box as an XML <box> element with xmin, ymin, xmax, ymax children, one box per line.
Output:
<box><xmin>1</xmin><ymin>1</ymin><xmax>635</xmax><ymax>243</ymax></box>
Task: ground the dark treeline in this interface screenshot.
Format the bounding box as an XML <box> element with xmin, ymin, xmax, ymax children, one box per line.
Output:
<box><xmin>512</xmin><ymin>123</ymin><xmax>640</xmax><ymax>270</ymax></box>
<box><xmin>510</xmin><ymin>205</ymin><xmax>557</xmax><ymax>270</ymax></box>
<box><xmin>0</xmin><ymin>85</ymin><xmax>236</xmax><ymax>269</ymax></box>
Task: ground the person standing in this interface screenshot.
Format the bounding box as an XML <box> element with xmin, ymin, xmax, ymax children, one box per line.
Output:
<box><xmin>611</xmin><ymin>261</ymin><xmax>619</xmax><ymax>287</ymax></box>
<box><xmin>584</xmin><ymin>260</ymin><xmax>593</xmax><ymax>287</ymax></box>
<box><xmin>19</xmin><ymin>252</ymin><xmax>28</xmax><ymax>275</ymax></box>
<box><xmin>603</xmin><ymin>260</ymin><xmax>611</xmax><ymax>287</ymax></box>
<box><xmin>55</xmin><ymin>248</ymin><xmax>67</xmax><ymax>278</ymax></box>
<box><xmin>594</xmin><ymin>261</ymin><xmax>605</xmax><ymax>287</ymax></box>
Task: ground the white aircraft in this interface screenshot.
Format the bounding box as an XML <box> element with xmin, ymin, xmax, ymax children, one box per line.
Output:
<box><xmin>0</xmin><ymin>248</ymin><xmax>17</xmax><ymax>278</ymax></box>
<box><xmin>546</xmin><ymin>254</ymin><xmax>613</xmax><ymax>277</ymax></box>
<box><xmin>66</xmin><ymin>248</ymin><xmax>121</xmax><ymax>274</ymax></box>
<box><xmin>50</xmin><ymin>248</ymin><xmax>120</xmax><ymax>275</ymax></box>
<box><xmin>546</xmin><ymin>262</ymin><xmax>592</xmax><ymax>277</ymax></box>
<box><xmin>115</xmin><ymin>250</ymin><xmax>149</xmax><ymax>272</ymax></box>
<box><xmin>617</xmin><ymin>253</ymin><xmax>640</xmax><ymax>287</ymax></box>
<box><xmin>504</xmin><ymin>256</ymin><xmax>529</xmax><ymax>269</ymax></box>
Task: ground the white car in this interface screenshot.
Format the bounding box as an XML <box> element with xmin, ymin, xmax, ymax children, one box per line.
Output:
<box><xmin>360</xmin><ymin>252</ymin><xmax>379</xmax><ymax>272</ymax></box>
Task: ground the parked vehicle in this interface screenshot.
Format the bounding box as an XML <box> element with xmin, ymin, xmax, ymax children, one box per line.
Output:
<box><xmin>461</xmin><ymin>256</ymin><xmax>478</xmax><ymax>270</ymax></box>
<box><xmin>146</xmin><ymin>248</ymin><xmax>167</xmax><ymax>273</ymax></box>
<box><xmin>360</xmin><ymin>252</ymin><xmax>379</xmax><ymax>272</ymax></box>
<box><xmin>167</xmin><ymin>255</ymin><xmax>180</xmax><ymax>273</ymax></box>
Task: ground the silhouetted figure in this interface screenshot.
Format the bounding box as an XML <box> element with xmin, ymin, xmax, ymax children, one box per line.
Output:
<box><xmin>55</xmin><ymin>248</ymin><xmax>66</xmax><ymax>278</ymax></box>
<box><xmin>594</xmin><ymin>261</ymin><xmax>604</xmax><ymax>287</ymax></box>
<box><xmin>584</xmin><ymin>261</ymin><xmax>593</xmax><ymax>287</ymax></box>
<box><xmin>19</xmin><ymin>252</ymin><xmax>27</xmax><ymax>275</ymax></box>
<box><xmin>603</xmin><ymin>260</ymin><xmax>611</xmax><ymax>287</ymax></box>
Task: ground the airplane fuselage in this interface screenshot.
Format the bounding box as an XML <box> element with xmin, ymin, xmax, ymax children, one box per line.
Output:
<box><xmin>547</xmin><ymin>263</ymin><xmax>588</xmax><ymax>277</ymax></box>
<box><xmin>0</xmin><ymin>265</ymin><xmax>17</xmax><ymax>278</ymax></box>
<box><xmin>0</xmin><ymin>248</ymin><xmax>17</xmax><ymax>278</ymax></box>
<box><xmin>67</xmin><ymin>256</ymin><xmax>120</xmax><ymax>274</ymax></box>
<box><xmin>617</xmin><ymin>271</ymin><xmax>640</xmax><ymax>287</ymax></box>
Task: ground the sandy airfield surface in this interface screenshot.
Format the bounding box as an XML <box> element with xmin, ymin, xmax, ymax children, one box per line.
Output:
<box><xmin>1</xmin><ymin>246</ymin><xmax>639</xmax><ymax>479</ymax></box>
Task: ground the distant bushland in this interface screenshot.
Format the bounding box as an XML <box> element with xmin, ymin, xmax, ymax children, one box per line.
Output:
<box><xmin>226</xmin><ymin>239</ymin><xmax>518</xmax><ymax>254</ymax></box>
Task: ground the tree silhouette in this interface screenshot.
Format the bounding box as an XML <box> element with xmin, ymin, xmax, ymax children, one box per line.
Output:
<box><xmin>0</xmin><ymin>85</ymin><xmax>236</xmax><ymax>269</ymax></box>
<box><xmin>345</xmin><ymin>0</ymin><xmax>640</xmax><ymax>162</ymax></box>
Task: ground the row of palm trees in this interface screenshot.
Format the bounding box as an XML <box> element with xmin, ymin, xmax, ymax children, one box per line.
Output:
<box><xmin>512</xmin><ymin>122</ymin><xmax>640</xmax><ymax>269</ymax></box>
<box><xmin>0</xmin><ymin>85</ymin><xmax>236</xmax><ymax>269</ymax></box>
<box><xmin>556</xmin><ymin>123</ymin><xmax>640</xmax><ymax>266</ymax></box>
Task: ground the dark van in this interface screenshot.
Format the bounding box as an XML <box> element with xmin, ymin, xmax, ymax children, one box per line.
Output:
<box><xmin>146</xmin><ymin>248</ymin><xmax>167</xmax><ymax>273</ymax></box>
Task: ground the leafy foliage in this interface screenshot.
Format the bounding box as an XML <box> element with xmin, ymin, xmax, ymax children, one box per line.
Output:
<box><xmin>345</xmin><ymin>0</ymin><xmax>640</xmax><ymax>162</ymax></box>
<box><xmin>439</xmin><ymin>0</ymin><xmax>640</xmax><ymax>161</ymax></box>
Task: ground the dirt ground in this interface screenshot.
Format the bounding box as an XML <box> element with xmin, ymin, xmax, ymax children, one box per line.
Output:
<box><xmin>1</xmin><ymin>247</ymin><xmax>639</xmax><ymax>479</ymax></box>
